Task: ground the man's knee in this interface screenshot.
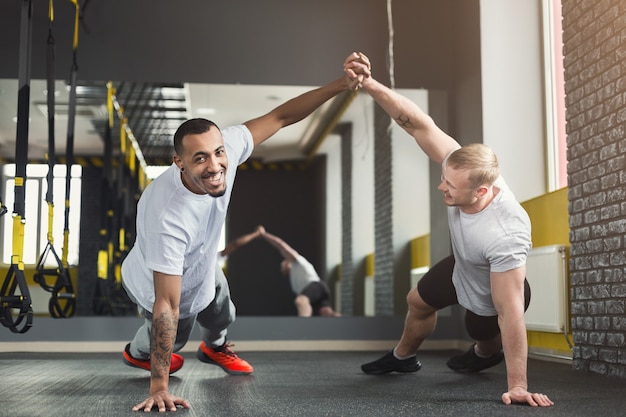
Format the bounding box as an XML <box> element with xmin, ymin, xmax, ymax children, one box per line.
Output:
<box><xmin>407</xmin><ymin>287</ymin><xmax>436</xmax><ymax>316</ymax></box>
<box><xmin>294</xmin><ymin>294</ymin><xmax>310</xmax><ymax>307</ymax></box>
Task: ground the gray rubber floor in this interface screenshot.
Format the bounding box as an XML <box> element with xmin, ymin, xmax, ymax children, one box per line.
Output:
<box><xmin>1</xmin><ymin>349</ymin><xmax>624</xmax><ymax>417</ymax></box>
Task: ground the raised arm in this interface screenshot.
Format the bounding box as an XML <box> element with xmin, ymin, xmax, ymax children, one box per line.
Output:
<box><xmin>220</xmin><ymin>225</ymin><xmax>264</xmax><ymax>257</ymax></box>
<box><xmin>345</xmin><ymin>52</ymin><xmax>460</xmax><ymax>164</ymax></box>
<box><xmin>244</xmin><ymin>53</ymin><xmax>361</xmax><ymax>147</ymax></box>
<box><xmin>259</xmin><ymin>229</ymin><xmax>298</xmax><ymax>262</ymax></box>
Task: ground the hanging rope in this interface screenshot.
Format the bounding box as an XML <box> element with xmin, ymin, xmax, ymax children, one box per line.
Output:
<box><xmin>386</xmin><ymin>0</ymin><xmax>395</xmax><ymax>90</ymax></box>
<box><xmin>0</xmin><ymin>0</ymin><xmax>34</xmax><ymax>333</ymax></box>
<box><xmin>33</xmin><ymin>0</ymin><xmax>76</xmax><ymax>318</ymax></box>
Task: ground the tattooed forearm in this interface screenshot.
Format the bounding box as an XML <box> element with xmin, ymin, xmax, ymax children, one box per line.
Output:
<box><xmin>396</xmin><ymin>114</ymin><xmax>414</xmax><ymax>129</ymax></box>
<box><xmin>150</xmin><ymin>311</ymin><xmax>178</xmax><ymax>380</ymax></box>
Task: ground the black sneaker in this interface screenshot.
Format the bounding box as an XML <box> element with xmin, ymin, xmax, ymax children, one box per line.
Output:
<box><xmin>446</xmin><ymin>344</ymin><xmax>504</xmax><ymax>373</ymax></box>
<box><xmin>361</xmin><ymin>350</ymin><xmax>422</xmax><ymax>375</ymax></box>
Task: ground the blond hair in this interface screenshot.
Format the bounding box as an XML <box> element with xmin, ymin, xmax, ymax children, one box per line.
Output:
<box><xmin>446</xmin><ymin>143</ymin><xmax>499</xmax><ymax>188</ymax></box>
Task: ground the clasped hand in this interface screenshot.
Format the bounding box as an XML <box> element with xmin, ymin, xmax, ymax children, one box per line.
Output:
<box><xmin>343</xmin><ymin>52</ymin><xmax>372</xmax><ymax>90</ymax></box>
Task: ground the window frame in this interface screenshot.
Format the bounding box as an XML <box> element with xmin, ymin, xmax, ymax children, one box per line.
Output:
<box><xmin>1</xmin><ymin>163</ymin><xmax>82</xmax><ymax>267</ymax></box>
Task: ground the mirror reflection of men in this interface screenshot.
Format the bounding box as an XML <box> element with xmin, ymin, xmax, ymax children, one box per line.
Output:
<box><xmin>259</xmin><ymin>227</ymin><xmax>340</xmax><ymax>317</ymax></box>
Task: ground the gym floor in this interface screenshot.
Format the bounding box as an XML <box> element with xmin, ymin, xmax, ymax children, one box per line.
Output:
<box><xmin>2</xmin><ymin>349</ymin><xmax>625</xmax><ymax>417</ymax></box>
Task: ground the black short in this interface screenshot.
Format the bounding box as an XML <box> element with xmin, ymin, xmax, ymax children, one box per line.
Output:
<box><xmin>300</xmin><ymin>281</ymin><xmax>332</xmax><ymax>315</ymax></box>
<box><xmin>417</xmin><ymin>255</ymin><xmax>531</xmax><ymax>341</ymax></box>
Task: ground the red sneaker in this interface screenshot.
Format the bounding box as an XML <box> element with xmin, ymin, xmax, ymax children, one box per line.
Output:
<box><xmin>122</xmin><ymin>343</ymin><xmax>184</xmax><ymax>374</ymax></box>
<box><xmin>196</xmin><ymin>341</ymin><xmax>254</xmax><ymax>375</ymax></box>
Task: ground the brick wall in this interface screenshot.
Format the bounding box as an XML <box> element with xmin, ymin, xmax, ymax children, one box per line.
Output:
<box><xmin>339</xmin><ymin>123</ymin><xmax>354</xmax><ymax>315</ymax></box>
<box><xmin>563</xmin><ymin>0</ymin><xmax>626</xmax><ymax>377</ymax></box>
<box><xmin>373</xmin><ymin>105</ymin><xmax>395</xmax><ymax>316</ymax></box>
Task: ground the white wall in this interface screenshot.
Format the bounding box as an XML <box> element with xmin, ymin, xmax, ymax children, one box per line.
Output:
<box><xmin>319</xmin><ymin>93</ymin><xmax>376</xmax><ymax>273</ymax></box>
<box><xmin>345</xmin><ymin>93</ymin><xmax>376</xmax><ymax>266</ymax></box>
<box><xmin>321</xmin><ymin>90</ymin><xmax>431</xmax><ymax>274</ymax></box>
<box><xmin>480</xmin><ymin>0</ymin><xmax>547</xmax><ymax>201</ymax></box>
<box><xmin>319</xmin><ymin>133</ymin><xmax>342</xmax><ymax>280</ymax></box>
<box><xmin>392</xmin><ymin>89</ymin><xmax>431</xmax><ymax>249</ymax></box>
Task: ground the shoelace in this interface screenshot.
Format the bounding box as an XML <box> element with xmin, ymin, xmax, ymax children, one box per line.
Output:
<box><xmin>213</xmin><ymin>341</ymin><xmax>239</xmax><ymax>358</ymax></box>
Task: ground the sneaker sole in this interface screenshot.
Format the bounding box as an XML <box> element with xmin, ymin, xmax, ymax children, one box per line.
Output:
<box><xmin>446</xmin><ymin>353</ymin><xmax>504</xmax><ymax>373</ymax></box>
<box><xmin>196</xmin><ymin>349</ymin><xmax>253</xmax><ymax>375</ymax></box>
<box><xmin>122</xmin><ymin>351</ymin><xmax>183</xmax><ymax>375</ymax></box>
<box><xmin>361</xmin><ymin>362</ymin><xmax>422</xmax><ymax>375</ymax></box>
<box><xmin>122</xmin><ymin>355</ymin><xmax>149</xmax><ymax>371</ymax></box>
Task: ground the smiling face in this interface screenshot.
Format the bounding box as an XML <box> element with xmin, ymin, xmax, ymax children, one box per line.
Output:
<box><xmin>437</xmin><ymin>163</ymin><xmax>479</xmax><ymax>209</ymax></box>
<box><xmin>173</xmin><ymin>127</ymin><xmax>228</xmax><ymax>197</ymax></box>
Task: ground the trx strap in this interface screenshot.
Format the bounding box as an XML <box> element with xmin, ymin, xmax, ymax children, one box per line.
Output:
<box><xmin>92</xmin><ymin>82</ymin><xmax>115</xmax><ymax>315</ymax></box>
<box><xmin>92</xmin><ymin>85</ymin><xmax>144</xmax><ymax>316</ymax></box>
<box><xmin>33</xmin><ymin>0</ymin><xmax>76</xmax><ymax>318</ymax></box>
<box><xmin>62</xmin><ymin>0</ymin><xmax>79</xmax><ymax>269</ymax></box>
<box><xmin>0</xmin><ymin>0</ymin><xmax>34</xmax><ymax>333</ymax></box>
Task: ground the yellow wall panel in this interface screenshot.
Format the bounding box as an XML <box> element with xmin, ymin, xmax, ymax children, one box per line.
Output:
<box><xmin>521</xmin><ymin>187</ymin><xmax>572</xmax><ymax>355</ymax></box>
<box><xmin>521</xmin><ymin>187</ymin><xmax>569</xmax><ymax>247</ymax></box>
<box><xmin>410</xmin><ymin>235</ymin><xmax>430</xmax><ymax>268</ymax></box>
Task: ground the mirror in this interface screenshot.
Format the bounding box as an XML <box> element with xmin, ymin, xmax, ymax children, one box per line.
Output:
<box><xmin>0</xmin><ymin>75</ymin><xmax>433</xmax><ymax>317</ymax></box>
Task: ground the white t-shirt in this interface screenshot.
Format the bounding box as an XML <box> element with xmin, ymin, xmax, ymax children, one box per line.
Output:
<box><xmin>121</xmin><ymin>125</ymin><xmax>253</xmax><ymax>318</ymax></box>
<box><xmin>449</xmin><ymin>176</ymin><xmax>532</xmax><ymax>316</ymax></box>
<box><xmin>289</xmin><ymin>254</ymin><xmax>320</xmax><ymax>295</ymax></box>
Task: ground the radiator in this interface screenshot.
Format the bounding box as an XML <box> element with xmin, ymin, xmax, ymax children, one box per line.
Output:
<box><xmin>524</xmin><ymin>245</ymin><xmax>569</xmax><ymax>333</ymax></box>
<box><xmin>364</xmin><ymin>275</ymin><xmax>375</xmax><ymax>317</ymax></box>
<box><xmin>409</xmin><ymin>266</ymin><xmax>451</xmax><ymax>317</ymax></box>
<box><xmin>334</xmin><ymin>280</ymin><xmax>341</xmax><ymax>313</ymax></box>
<box><xmin>410</xmin><ymin>266</ymin><xmax>430</xmax><ymax>289</ymax></box>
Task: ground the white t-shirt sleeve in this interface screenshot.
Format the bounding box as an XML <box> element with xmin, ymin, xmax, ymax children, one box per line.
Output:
<box><xmin>222</xmin><ymin>125</ymin><xmax>254</xmax><ymax>165</ymax></box>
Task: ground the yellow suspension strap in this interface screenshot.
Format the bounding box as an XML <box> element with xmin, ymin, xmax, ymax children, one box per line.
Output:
<box><xmin>117</xmin><ymin>115</ymin><xmax>130</xmax><ymax>258</ymax></box>
<box><xmin>117</xmin><ymin>117</ymin><xmax>129</xmax><ymax>292</ymax></box>
<box><xmin>60</xmin><ymin>0</ymin><xmax>80</xmax><ymax>315</ymax></box>
<box><xmin>0</xmin><ymin>0</ymin><xmax>34</xmax><ymax>333</ymax></box>
<box><xmin>62</xmin><ymin>0</ymin><xmax>79</xmax><ymax>265</ymax></box>
<box><xmin>94</xmin><ymin>94</ymin><xmax>132</xmax><ymax>315</ymax></box>
<box><xmin>33</xmin><ymin>0</ymin><xmax>76</xmax><ymax>318</ymax></box>
<box><xmin>93</xmin><ymin>82</ymin><xmax>115</xmax><ymax>315</ymax></box>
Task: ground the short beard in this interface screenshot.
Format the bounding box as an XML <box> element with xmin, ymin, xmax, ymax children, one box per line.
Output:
<box><xmin>208</xmin><ymin>185</ymin><xmax>227</xmax><ymax>198</ymax></box>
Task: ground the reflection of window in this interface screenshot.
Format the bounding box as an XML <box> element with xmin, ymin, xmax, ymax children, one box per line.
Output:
<box><xmin>2</xmin><ymin>164</ymin><xmax>82</xmax><ymax>266</ymax></box>
<box><xmin>543</xmin><ymin>0</ymin><xmax>567</xmax><ymax>190</ymax></box>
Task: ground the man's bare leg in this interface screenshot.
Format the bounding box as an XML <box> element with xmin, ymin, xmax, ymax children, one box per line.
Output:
<box><xmin>294</xmin><ymin>295</ymin><xmax>313</xmax><ymax>317</ymax></box>
<box><xmin>394</xmin><ymin>287</ymin><xmax>438</xmax><ymax>357</ymax></box>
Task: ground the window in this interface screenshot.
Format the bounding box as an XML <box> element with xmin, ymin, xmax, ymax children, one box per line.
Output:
<box><xmin>542</xmin><ymin>0</ymin><xmax>567</xmax><ymax>190</ymax></box>
<box><xmin>2</xmin><ymin>164</ymin><xmax>82</xmax><ymax>266</ymax></box>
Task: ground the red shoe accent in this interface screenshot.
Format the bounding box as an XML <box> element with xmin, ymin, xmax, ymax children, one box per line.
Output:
<box><xmin>122</xmin><ymin>343</ymin><xmax>184</xmax><ymax>374</ymax></box>
<box><xmin>196</xmin><ymin>341</ymin><xmax>254</xmax><ymax>375</ymax></box>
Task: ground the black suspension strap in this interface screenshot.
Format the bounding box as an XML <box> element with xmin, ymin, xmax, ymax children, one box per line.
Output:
<box><xmin>92</xmin><ymin>82</ymin><xmax>115</xmax><ymax>315</ymax></box>
<box><xmin>33</xmin><ymin>0</ymin><xmax>76</xmax><ymax>318</ymax></box>
<box><xmin>60</xmin><ymin>0</ymin><xmax>80</xmax><ymax>315</ymax></box>
<box><xmin>92</xmin><ymin>86</ymin><xmax>146</xmax><ymax>316</ymax></box>
<box><xmin>0</xmin><ymin>0</ymin><xmax>34</xmax><ymax>333</ymax></box>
